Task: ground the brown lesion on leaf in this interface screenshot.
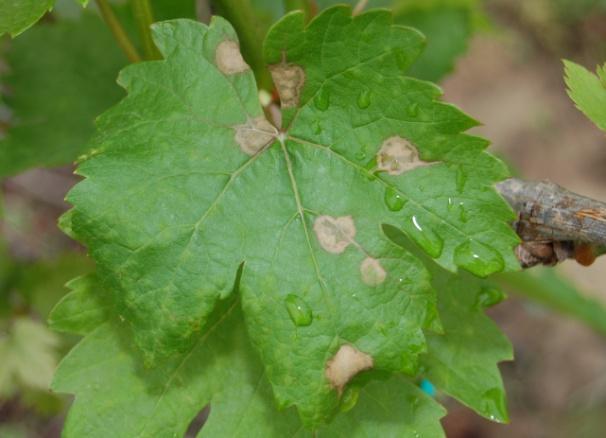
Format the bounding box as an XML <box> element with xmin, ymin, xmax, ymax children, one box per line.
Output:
<box><xmin>215</xmin><ymin>40</ymin><xmax>250</xmax><ymax>75</ymax></box>
<box><xmin>325</xmin><ymin>345</ymin><xmax>373</xmax><ymax>393</ymax></box>
<box><xmin>313</xmin><ymin>215</ymin><xmax>356</xmax><ymax>254</ymax></box>
<box><xmin>376</xmin><ymin>136</ymin><xmax>433</xmax><ymax>175</ymax></box>
<box><xmin>360</xmin><ymin>257</ymin><xmax>386</xmax><ymax>286</ymax></box>
<box><xmin>234</xmin><ymin>116</ymin><xmax>277</xmax><ymax>155</ymax></box>
<box><xmin>269</xmin><ymin>55</ymin><xmax>305</xmax><ymax>108</ymax></box>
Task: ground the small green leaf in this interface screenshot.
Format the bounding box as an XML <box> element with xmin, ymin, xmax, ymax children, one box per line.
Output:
<box><xmin>0</xmin><ymin>0</ymin><xmax>54</xmax><ymax>37</ymax></box>
<box><xmin>564</xmin><ymin>59</ymin><xmax>606</xmax><ymax>132</ymax></box>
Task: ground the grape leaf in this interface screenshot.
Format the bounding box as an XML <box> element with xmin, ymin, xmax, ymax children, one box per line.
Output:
<box><xmin>51</xmin><ymin>287</ymin><xmax>446</xmax><ymax>437</ymax></box>
<box><xmin>422</xmin><ymin>270</ymin><xmax>512</xmax><ymax>423</ymax></box>
<box><xmin>252</xmin><ymin>0</ymin><xmax>478</xmax><ymax>83</ymax></box>
<box><xmin>62</xmin><ymin>6</ymin><xmax>518</xmax><ymax>426</ymax></box>
<box><xmin>385</xmin><ymin>224</ymin><xmax>512</xmax><ymax>423</ymax></box>
<box><xmin>564</xmin><ymin>59</ymin><xmax>606</xmax><ymax>132</ymax></box>
<box><xmin>0</xmin><ymin>12</ymin><xmax>127</xmax><ymax>177</ymax></box>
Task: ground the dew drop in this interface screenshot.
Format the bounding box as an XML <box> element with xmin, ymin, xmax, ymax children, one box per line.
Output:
<box><xmin>384</xmin><ymin>187</ymin><xmax>406</xmax><ymax>212</ymax></box>
<box><xmin>340</xmin><ymin>386</ymin><xmax>360</xmax><ymax>413</ymax></box>
<box><xmin>447</xmin><ymin>197</ymin><xmax>455</xmax><ymax>211</ymax></box>
<box><xmin>481</xmin><ymin>388</ymin><xmax>509</xmax><ymax>423</ymax></box>
<box><xmin>406</xmin><ymin>102</ymin><xmax>419</xmax><ymax>117</ymax></box>
<box><xmin>455</xmin><ymin>166</ymin><xmax>467</xmax><ymax>193</ymax></box>
<box><xmin>458</xmin><ymin>203</ymin><xmax>469</xmax><ymax>223</ymax></box>
<box><xmin>454</xmin><ymin>240</ymin><xmax>505</xmax><ymax>277</ymax></box>
<box><xmin>314</xmin><ymin>87</ymin><xmax>330</xmax><ymax>111</ymax></box>
<box><xmin>364</xmin><ymin>157</ymin><xmax>378</xmax><ymax>181</ymax></box>
<box><xmin>475</xmin><ymin>286</ymin><xmax>506</xmax><ymax>308</ymax></box>
<box><xmin>402</xmin><ymin>215</ymin><xmax>443</xmax><ymax>258</ymax></box>
<box><xmin>354</xmin><ymin>147</ymin><xmax>367</xmax><ymax>161</ymax></box>
<box><xmin>312</xmin><ymin>120</ymin><xmax>322</xmax><ymax>134</ymax></box>
<box><xmin>356</xmin><ymin>88</ymin><xmax>371</xmax><ymax>109</ymax></box>
<box><xmin>284</xmin><ymin>294</ymin><xmax>313</xmax><ymax>327</ymax></box>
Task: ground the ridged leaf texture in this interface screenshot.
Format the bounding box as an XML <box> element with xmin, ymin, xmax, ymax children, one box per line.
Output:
<box><xmin>55</xmin><ymin>5</ymin><xmax>518</xmax><ymax>431</ymax></box>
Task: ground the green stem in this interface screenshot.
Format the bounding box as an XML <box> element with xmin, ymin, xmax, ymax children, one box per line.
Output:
<box><xmin>132</xmin><ymin>0</ymin><xmax>162</xmax><ymax>60</ymax></box>
<box><xmin>211</xmin><ymin>0</ymin><xmax>271</xmax><ymax>90</ymax></box>
<box><xmin>95</xmin><ymin>0</ymin><xmax>141</xmax><ymax>63</ymax></box>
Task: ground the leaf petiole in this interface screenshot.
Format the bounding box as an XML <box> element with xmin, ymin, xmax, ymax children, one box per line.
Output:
<box><xmin>95</xmin><ymin>0</ymin><xmax>141</xmax><ymax>63</ymax></box>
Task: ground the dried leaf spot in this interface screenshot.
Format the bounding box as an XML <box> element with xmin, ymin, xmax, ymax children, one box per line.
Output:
<box><xmin>234</xmin><ymin>116</ymin><xmax>277</xmax><ymax>155</ymax></box>
<box><xmin>376</xmin><ymin>136</ymin><xmax>431</xmax><ymax>175</ymax></box>
<box><xmin>269</xmin><ymin>63</ymin><xmax>305</xmax><ymax>108</ymax></box>
<box><xmin>313</xmin><ymin>215</ymin><xmax>356</xmax><ymax>254</ymax></box>
<box><xmin>216</xmin><ymin>40</ymin><xmax>250</xmax><ymax>75</ymax></box>
<box><xmin>360</xmin><ymin>257</ymin><xmax>386</xmax><ymax>286</ymax></box>
<box><xmin>325</xmin><ymin>345</ymin><xmax>373</xmax><ymax>392</ymax></box>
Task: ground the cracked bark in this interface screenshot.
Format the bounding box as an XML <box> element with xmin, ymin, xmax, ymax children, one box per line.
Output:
<box><xmin>496</xmin><ymin>178</ymin><xmax>606</xmax><ymax>268</ymax></box>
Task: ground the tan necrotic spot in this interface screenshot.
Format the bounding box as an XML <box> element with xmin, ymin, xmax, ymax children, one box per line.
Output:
<box><xmin>313</xmin><ymin>215</ymin><xmax>356</xmax><ymax>254</ymax></box>
<box><xmin>325</xmin><ymin>345</ymin><xmax>373</xmax><ymax>392</ymax></box>
<box><xmin>376</xmin><ymin>136</ymin><xmax>431</xmax><ymax>175</ymax></box>
<box><xmin>269</xmin><ymin>62</ymin><xmax>305</xmax><ymax>108</ymax></box>
<box><xmin>234</xmin><ymin>116</ymin><xmax>277</xmax><ymax>155</ymax></box>
<box><xmin>216</xmin><ymin>40</ymin><xmax>250</xmax><ymax>75</ymax></box>
<box><xmin>360</xmin><ymin>257</ymin><xmax>386</xmax><ymax>286</ymax></box>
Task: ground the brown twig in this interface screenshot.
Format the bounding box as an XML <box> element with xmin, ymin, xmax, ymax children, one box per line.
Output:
<box><xmin>496</xmin><ymin>178</ymin><xmax>606</xmax><ymax>268</ymax></box>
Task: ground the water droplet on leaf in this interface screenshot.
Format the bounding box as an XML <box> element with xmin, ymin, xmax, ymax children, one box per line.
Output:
<box><xmin>455</xmin><ymin>166</ymin><xmax>467</xmax><ymax>193</ymax></box>
<box><xmin>354</xmin><ymin>147</ymin><xmax>367</xmax><ymax>161</ymax></box>
<box><xmin>481</xmin><ymin>388</ymin><xmax>509</xmax><ymax>423</ymax></box>
<box><xmin>458</xmin><ymin>203</ymin><xmax>469</xmax><ymax>223</ymax></box>
<box><xmin>356</xmin><ymin>88</ymin><xmax>371</xmax><ymax>109</ymax></box>
<box><xmin>285</xmin><ymin>294</ymin><xmax>313</xmax><ymax>327</ymax></box>
<box><xmin>312</xmin><ymin>120</ymin><xmax>322</xmax><ymax>134</ymax></box>
<box><xmin>314</xmin><ymin>87</ymin><xmax>330</xmax><ymax>111</ymax></box>
<box><xmin>447</xmin><ymin>197</ymin><xmax>454</xmax><ymax>211</ymax></box>
<box><xmin>454</xmin><ymin>240</ymin><xmax>505</xmax><ymax>277</ymax></box>
<box><xmin>395</xmin><ymin>50</ymin><xmax>409</xmax><ymax>70</ymax></box>
<box><xmin>402</xmin><ymin>216</ymin><xmax>443</xmax><ymax>258</ymax></box>
<box><xmin>406</xmin><ymin>102</ymin><xmax>419</xmax><ymax>117</ymax></box>
<box><xmin>475</xmin><ymin>286</ymin><xmax>506</xmax><ymax>308</ymax></box>
<box><xmin>384</xmin><ymin>187</ymin><xmax>406</xmax><ymax>211</ymax></box>
<box><xmin>340</xmin><ymin>386</ymin><xmax>360</xmax><ymax>412</ymax></box>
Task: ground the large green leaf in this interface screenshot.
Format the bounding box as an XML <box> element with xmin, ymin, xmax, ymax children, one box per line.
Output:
<box><xmin>62</xmin><ymin>6</ymin><xmax>518</xmax><ymax>426</ymax></box>
<box><xmin>564</xmin><ymin>59</ymin><xmax>606</xmax><ymax>132</ymax></box>
<box><xmin>51</xmin><ymin>291</ymin><xmax>446</xmax><ymax>437</ymax></box>
<box><xmin>0</xmin><ymin>12</ymin><xmax>127</xmax><ymax>177</ymax></box>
